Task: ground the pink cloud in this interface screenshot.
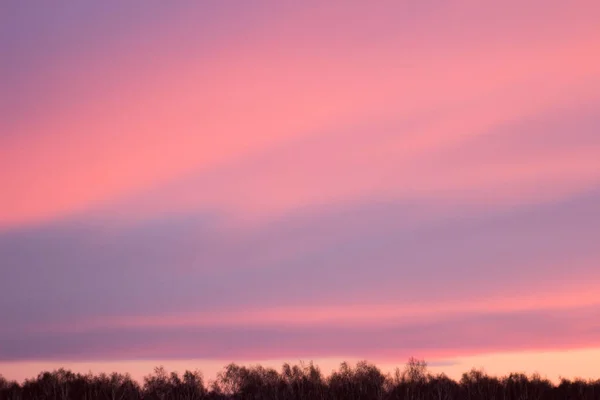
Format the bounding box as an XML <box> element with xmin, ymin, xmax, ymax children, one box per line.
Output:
<box><xmin>3</xmin><ymin>302</ymin><xmax>600</xmax><ymax>363</ymax></box>
<box><xmin>2</xmin><ymin>1</ymin><xmax>599</xmax><ymax>227</ymax></box>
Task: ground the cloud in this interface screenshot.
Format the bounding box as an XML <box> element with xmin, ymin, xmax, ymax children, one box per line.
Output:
<box><xmin>2</xmin><ymin>0</ymin><xmax>600</xmax><ymax>371</ymax></box>
<box><xmin>2</xmin><ymin>0</ymin><xmax>599</xmax><ymax>227</ymax></box>
<box><xmin>2</xmin><ymin>302</ymin><xmax>599</xmax><ymax>362</ymax></box>
<box><xmin>1</xmin><ymin>186</ymin><xmax>599</xmax><ymax>361</ymax></box>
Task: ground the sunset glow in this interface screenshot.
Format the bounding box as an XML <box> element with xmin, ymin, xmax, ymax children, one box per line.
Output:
<box><xmin>1</xmin><ymin>0</ymin><xmax>600</xmax><ymax>383</ymax></box>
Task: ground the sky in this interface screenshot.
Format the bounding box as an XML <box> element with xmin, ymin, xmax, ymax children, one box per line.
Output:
<box><xmin>1</xmin><ymin>0</ymin><xmax>600</xmax><ymax>384</ymax></box>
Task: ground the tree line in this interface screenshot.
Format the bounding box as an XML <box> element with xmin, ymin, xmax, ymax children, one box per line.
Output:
<box><xmin>1</xmin><ymin>358</ymin><xmax>599</xmax><ymax>400</ymax></box>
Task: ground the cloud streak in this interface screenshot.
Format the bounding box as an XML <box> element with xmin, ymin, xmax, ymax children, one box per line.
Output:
<box><xmin>2</xmin><ymin>302</ymin><xmax>600</xmax><ymax>362</ymax></box>
<box><xmin>1</xmin><ymin>187</ymin><xmax>599</xmax><ymax>362</ymax></box>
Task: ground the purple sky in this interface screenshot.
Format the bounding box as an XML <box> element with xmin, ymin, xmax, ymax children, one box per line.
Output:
<box><xmin>1</xmin><ymin>0</ymin><xmax>600</xmax><ymax>382</ymax></box>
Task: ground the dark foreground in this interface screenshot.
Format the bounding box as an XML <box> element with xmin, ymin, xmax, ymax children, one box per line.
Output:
<box><xmin>1</xmin><ymin>359</ymin><xmax>599</xmax><ymax>400</ymax></box>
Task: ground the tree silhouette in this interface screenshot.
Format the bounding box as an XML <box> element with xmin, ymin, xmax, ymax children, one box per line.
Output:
<box><xmin>1</xmin><ymin>359</ymin><xmax>599</xmax><ymax>400</ymax></box>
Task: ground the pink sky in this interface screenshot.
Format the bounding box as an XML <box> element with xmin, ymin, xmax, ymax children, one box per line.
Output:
<box><xmin>1</xmin><ymin>0</ymin><xmax>600</xmax><ymax>382</ymax></box>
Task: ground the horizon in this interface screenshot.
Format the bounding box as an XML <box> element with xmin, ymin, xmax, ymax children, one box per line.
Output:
<box><xmin>3</xmin><ymin>358</ymin><xmax>600</xmax><ymax>400</ymax></box>
<box><xmin>3</xmin><ymin>352</ymin><xmax>600</xmax><ymax>386</ymax></box>
<box><xmin>3</xmin><ymin>345</ymin><xmax>600</xmax><ymax>384</ymax></box>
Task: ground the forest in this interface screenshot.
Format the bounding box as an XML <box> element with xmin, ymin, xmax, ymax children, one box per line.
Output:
<box><xmin>1</xmin><ymin>358</ymin><xmax>599</xmax><ymax>400</ymax></box>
